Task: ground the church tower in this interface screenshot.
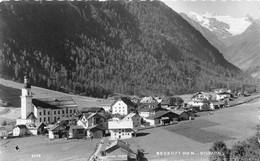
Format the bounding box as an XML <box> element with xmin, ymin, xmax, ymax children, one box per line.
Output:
<box><xmin>21</xmin><ymin>75</ymin><xmax>33</xmax><ymax>119</ymax></box>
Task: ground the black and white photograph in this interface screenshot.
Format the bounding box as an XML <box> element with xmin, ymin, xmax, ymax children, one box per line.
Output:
<box><xmin>0</xmin><ymin>0</ymin><xmax>259</xmax><ymax>161</ymax></box>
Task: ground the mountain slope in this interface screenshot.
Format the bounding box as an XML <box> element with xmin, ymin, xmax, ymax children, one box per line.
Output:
<box><xmin>184</xmin><ymin>12</ymin><xmax>260</xmax><ymax>79</ymax></box>
<box><xmin>181</xmin><ymin>13</ymin><xmax>227</xmax><ymax>55</ymax></box>
<box><xmin>0</xmin><ymin>1</ymin><xmax>246</xmax><ymax>97</ymax></box>
<box><xmin>188</xmin><ymin>11</ymin><xmax>252</xmax><ymax>39</ymax></box>
<box><xmin>224</xmin><ymin>20</ymin><xmax>260</xmax><ymax>78</ymax></box>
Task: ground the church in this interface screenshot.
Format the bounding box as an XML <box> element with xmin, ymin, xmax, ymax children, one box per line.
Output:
<box><xmin>16</xmin><ymin>76</ymin><xmax>78</xmax><ymax>125</ymax></box>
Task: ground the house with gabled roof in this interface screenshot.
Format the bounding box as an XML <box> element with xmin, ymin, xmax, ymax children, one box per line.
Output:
<box><xmin>101</xmin><ymin>140</ymin><xmax>137</xmax><ymax>161</ymax></box>
<box><xmin>77</xmin><ymin>112</ymin><xmax>107</xmax><ymax>129</ymax></box>
<box><xmin>173</xmin><ymin>110</ymin><xmax>196</xmax><ymax>121</ymax></box>
<box><xmin>26</xmin><ymin>122</ymin><xmax>46</xmax><ymax>135</ymax></box>
<box><xmin>140</xmin><ymin>96</ymin><xmax>158</xmax><ymax>104</ymax></box>
<box><xmin>47</xmin><ymin>124</ymin><xmax>66</xmax><ymax>139</ymax></box>
<box><xmin>138</xmin><ymin>106</ymin><xmax>168</xmax><ymax>119</ymax></box>
<box><xmin>108</xmin><ymin>119</ymin><xmax>133</xmax><ymax>140</ymax></box>
<box><xmin>188</xmin><ymin>99</ymin><xmax>211</xmax><ymax>111</ymax></box>
<box><xmin>191</xmin><ymin>92</ymin><xmax>212</xmax><ymax>101</ymax></box>
<box><xmin>145</xmin><ymin>110</ymin><xmax>179</xmax><ymax>126</ymax></box>
<box><xmin>13</xmin><ymin>125</ymin><xmax>28</xmax><ymax>136</ymax></box>
<box><xmin>0</xmin><ymin>127</ymin><xmax>7</xmax><ymax>138</ymax></box>
<box><xmin>123</xmin><ymin>113</ymin><xmax>141</xmax><ymax>127</ymax></box>
<box><xmin>111</xmin><ymin>97</ymin><xmax>135</xmax><ymax>116</ymax></box>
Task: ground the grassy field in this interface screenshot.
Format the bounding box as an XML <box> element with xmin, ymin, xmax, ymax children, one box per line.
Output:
<box><xmin>127</xmin><ymin>98</ymin><xmax>260</xmax><ymax>161</ymax></box>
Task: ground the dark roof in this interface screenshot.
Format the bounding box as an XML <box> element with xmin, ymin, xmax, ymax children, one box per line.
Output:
<box><xmin>17</xmin><ymin>125</ymin><xmax>27</xmax><ymax>129</ymax></box>
<box><xmin>111</xmin><ymin>97</ymin><xmax>135</xmax><ymax>107</ymax></box>
<box><xmin>146</xmin><ymin>110</ymin><xmax>178</xmax><ymax>120</ymax></box>
<box><xmin>48</xmin><ymin>125</ymin><xmax>65</xmax><ymax>131</ymax></box>
<box><xmin>88</xmin><ymin>125</ymin><xmax>106</xmax><ymax>131</ymax></box>
<box><xmin>138</xmin><ymin>102</ymin><xmax>159</xmax><ymax>109</ymax></box>
<box><xmin>81</xmin><ymin>107</ymin><xmax>104</xmax><ymax>113</ymax></box>
<box><xmin>160</xmin><ymin>97</ymin><xmax>171</xmax><ymax>105</ymax></box>
<box><xmin>26</xmin><ymin>112</ymin><xmax>37</xmax><ymax>120</ymax></box>
<box><xmin>139</xmin><ymin>106</ymin><xmax>167</xmax><ymax>112</ymax></box>
<box><xmin>82</xmin><ymin>113</ymin><xmax>105</xmax><ymax>120</ymax></box>
<box><xmin>218</xmin><ymin>92</ymin><xmax>233</xmax><ymax>96</ymax></box>
<box><xmin>32</xmin><ymin>97</ymin><xmax>77</xmax><ymax>109</ymax></box>
<box><xmin>105</xmin><ymin>140</ymin><xmax>130</xmax><ymax>153</ymax></box>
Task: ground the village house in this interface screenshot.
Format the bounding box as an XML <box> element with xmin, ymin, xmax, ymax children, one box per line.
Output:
<box><xmin>145</xmin><ymin>111</ymin><xmax>179</xmax><ymax>126</ymax></box>
<box><xmin>0</xmin><ymin>127</ymin><xmax>7</xmax><ymax>139</ymax></box>
<box><xmin>138</xmin><ymin>105</ymin><xmax>168</xmax><ymax>118</ymax></box>
<box><xmin>48</xmin><ymin>124</ymin><xmax>66</xmax><ymax>139</ymax></box>
<box><xmin>108</xmin><ymin>119</ymin><xmax>133</xmax><ymax>140</ymax></box>
<box><xmin>77</xmin><ymin>112</ymin><xmax>107</xmax><ymax>129</ymax></box>
<box><xmin>111</xmin><ymin>97</ymin><xmax>135</xmax><ymax>116</ymax></box>
<box><xmin>160</xmin><ymin>98</ymin><xmax>171</xmax><ymax>108</ymax></box>
<box><xmin>130</xmin><ymin>96</ymin><xmax>140</xmax><ymax>104</ymax></box>
<box><xmin>101</xmin><ymin>140</ymin><xmax>137</xmax><ymax>161</ymax></box>
<box><xmin>140</xmin><ymin>96</ymin><xmax>158</xmax><ymax>104</ymax></box>
<box><xmin>123</xmin><ymin>113</ymin><xmax>141</xmax><ymax>127</ymax></box>
<box><xmin>174</xmin><ymin>110</ymin><xmax>196</xmax><ymax>121</ymax></box>
<box><xmin>68</xmin><ymin>125</ymin><xmax>86</xmax><ymax>139</ymax></box>
<box><xmin>13</xmin><ymin>125</ymin><xmax>28</xmax><ymax>136</ymax></box>
<box><xmin>97</xmin><ymin>105</ymin><xmax>111</xmax><ymax>112</ymax></box>
<box><xmin>27</xmin><ymin>122</ymin><xmax>45</xmax><ymax>135</ymax></box>
<box><xmin>154</xmin><ymin>97</ymin><xmax>163</xmax><ymax>103</ymax></box>
<box><xmin>16</xmin><ymin>76</ymin><xmax>79</xmax><ymax>125</ymax></box>
<box><xmin>88</xmin><ymin>124</ymin><xmax>106</xmax><ymax>139</ymax></box>
<box><xmin>218</xmin><ymin>92</ymin><xmax>233</xmax><ymax>100</ymax></box>
<box><xmin>212</xmin><ymin>88</ymin><xmax>231</xmax><ymax>94</ymax></box>
<box><xmin>191</xmin><ymin>92</ymin><xmax>212</xmax><ymax>101</ymax></box>
<box><xmin>188</xmin><ymin>99</ymin><xmax>211</xmax><ymax>111</ymax></box>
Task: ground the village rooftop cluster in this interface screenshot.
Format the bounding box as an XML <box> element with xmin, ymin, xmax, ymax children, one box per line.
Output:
<box><xmin>0</xmin><ymin>76</ymin><xmax>251</xmax><ymax>160</ymax></box>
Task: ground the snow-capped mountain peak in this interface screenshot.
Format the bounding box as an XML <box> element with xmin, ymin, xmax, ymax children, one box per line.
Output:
<box><xmin>188</xmin><ymin>11</ymin><xmax>252</xmax><ymax>38</ymax></box>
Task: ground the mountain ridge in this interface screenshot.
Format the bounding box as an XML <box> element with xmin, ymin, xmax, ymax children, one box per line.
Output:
<box><xmin>0</xmin><ymin>1</ymin><xmax>252</xmax><ymax>97</ymax></box>
<box><xmin>183</xmin><ymin>11</ymin><xmax>260</xmax><ymax>79</ymax></box>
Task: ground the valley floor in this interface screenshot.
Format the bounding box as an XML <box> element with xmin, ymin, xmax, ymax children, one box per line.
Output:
<box><xmin>0</xmin><ymin>98</ymin><xmax>259</xmax><ymax>161</ymax></box>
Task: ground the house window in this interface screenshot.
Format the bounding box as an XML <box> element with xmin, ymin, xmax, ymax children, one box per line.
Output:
<box><xmin>54</xmin><ymin>111</ymin><xmax>56</xmax><ymax>115</ymax></box>
<box><xmin>48</xmin><ymin>117</ymin><xmax>50</xmax><ymax>122</ymax></box>
<box><xmin>44</xmin><ymin>117</ymin><xmax>46</xmax><ymax>122</ymax></box>
<box><xmin>39</xmin><ymin>112</ymin><xmax>41</xmax><ymax>116</ymax></box>
<box><xmin>70</xmin><ymin>110</ymin><xmax>72</xmax><ymax>113</ymax></box>
<box><xmin>48</xmin><ymin>111</ymin><xmax>50</xmax><ymax>115</ymax></box>
<box><xmin>39</xmin><ymin>118</ymin><xmax>42</xmax><ymax>122</ymax></box>
<box><xmin>66</xmin><ymin>108</ymin><xmax>68</xmax><ymax>114</ymax></box>
<box><xmin>54</xmin><ymin>117</ymin><xmax>56</xmax><ymax>122</ymax></box>
<box><xmin>62</xmin><ymin>110</ymin><xmax>64</xmax><ymax>114</ymax></box>
<box><xmin>74</xmin><ymin>109</ymin><xmax>76</xmax><ymax>113</ymax></box>
<box><xmin>58</xmin><ymin>111</ymin><xmax>60</xmax><ymax>115</ymax></box>
<box><xmin>43</xmin><ymin>110</ymin><xmax>46</xmax><ymax>115</ymax></box>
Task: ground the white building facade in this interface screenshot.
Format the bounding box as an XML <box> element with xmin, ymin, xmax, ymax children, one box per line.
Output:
<box><xmin>111</xmin><ymin>100</ymin><xmax>128</xmax><ymax>115</ymax></box>
<box><xmin>108</xmin><ymin>120</ymin><xmax>133</xmax><ymax>140</ymax></box>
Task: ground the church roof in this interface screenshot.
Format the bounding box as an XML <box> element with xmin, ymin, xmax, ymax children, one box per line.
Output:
<box><xmin>32</xmin><ymin>97</ymin><xmax>78</xmax><ymax>109</ymax></box>
<box><xmin>26</xmin><ymin>112</ymin><xmax>37</xmax><ymax>120</ymax></box>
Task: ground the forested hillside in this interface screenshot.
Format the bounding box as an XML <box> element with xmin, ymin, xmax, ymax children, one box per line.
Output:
<box><xmin>0</xmin><ymin>1</ymin><xmax>253</xmax><ymax>98</ymax></box>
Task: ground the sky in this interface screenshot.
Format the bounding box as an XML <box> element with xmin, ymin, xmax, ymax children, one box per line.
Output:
<box><xmin>163</xmin><ymin>0</ymin><xmax>260</xmax><ymax>19</ymax></box>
